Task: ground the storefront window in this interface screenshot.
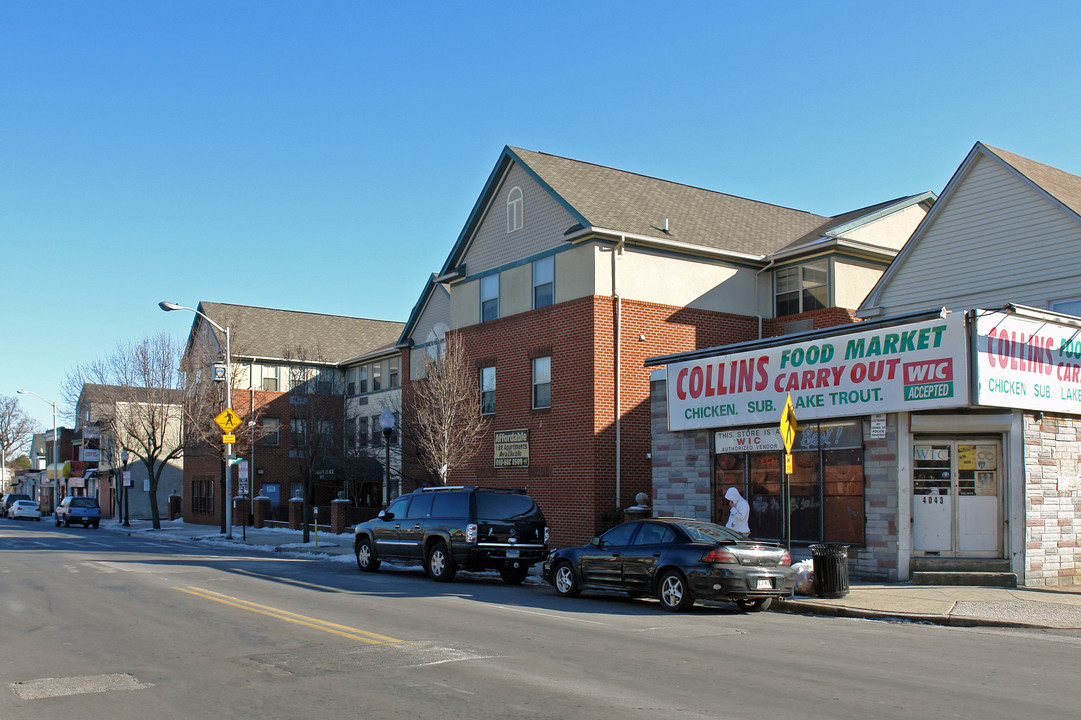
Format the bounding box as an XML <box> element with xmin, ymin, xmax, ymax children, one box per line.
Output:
<box><xmin>712</xmin><ymin>419</ymin><xmax>864</xmax><ymax>544</ymax></box>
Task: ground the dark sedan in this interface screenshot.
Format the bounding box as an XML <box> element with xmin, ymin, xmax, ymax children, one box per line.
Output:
<box><xmin>543</xmin><ymin>518</ymin><xmax>796</xmax><ymax>612</ymax></box>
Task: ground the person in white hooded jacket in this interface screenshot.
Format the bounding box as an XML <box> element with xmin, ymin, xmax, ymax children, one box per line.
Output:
<box><xmin>724</xmin><ymin>487</ymin><xmax>750</xmax><ymax>536</ymax></box>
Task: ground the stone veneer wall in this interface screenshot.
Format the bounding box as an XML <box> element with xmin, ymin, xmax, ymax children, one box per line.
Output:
<box><xmin>650</xmin><ymin>377</ymin><xmax>712</xmax><ymax>520</ymax></box>
<box><xmin>1023</xmin><ymin>413</ymin><xmax>1081</xmax><ymax>587</ymax></box>
<box><xmin>856</xmin><ymin>414</ymin><xmax>900</xmax><ymax>581</ymax></box>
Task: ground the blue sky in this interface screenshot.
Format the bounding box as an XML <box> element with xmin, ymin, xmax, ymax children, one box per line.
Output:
<box><xmin>3</xmin><ymin>0</ymin><xmax>1080</xmax><ymax>430</ymax></box>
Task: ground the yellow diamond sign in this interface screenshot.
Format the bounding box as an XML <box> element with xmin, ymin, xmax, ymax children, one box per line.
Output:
<box><xmin>779</xmin><ymin>394</ymin><xmax>797</xmax><ymax>454</ymax></box>
<box><xmin>215</xmin><ymin>408</ymin><xmax>243</xmax><ymax>433</ymax></box>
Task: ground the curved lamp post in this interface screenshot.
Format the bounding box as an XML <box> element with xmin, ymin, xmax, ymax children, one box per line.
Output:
<box><xmin>159</xmin><ymin>301</ymin><xmax>234</xmax><ymax>538</ymax></box>
<box><xmin>18</xmin><ymin>389</ymin><xmax>60</xmax><ymax>511</ymax></box>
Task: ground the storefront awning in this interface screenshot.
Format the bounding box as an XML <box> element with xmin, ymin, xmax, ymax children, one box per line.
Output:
<box><xmin>46</xmin><ymin>461</ymin><xmax>71</xmax><ymax>480</ymax></box>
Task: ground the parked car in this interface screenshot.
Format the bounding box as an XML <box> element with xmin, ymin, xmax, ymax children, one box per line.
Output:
<box><xmin>2</xmin><ymin>493</ymin><xmax>32</xmax><ymax>518</ymax></box>
<box><xmin>54</xmin><ymin>496</ymin><xmax>102</xmax><ymax>528</ymax></box>
<box><xmin>9</xmin><ymin>500</ymin><xmax>42</xmax><ymax>521</ymax></box>
<box><xmin>543</xmin><ymin>518</ymin><xmax>796</xmax><ymax>612</ymax></box>
<box><xmin>354</xmin><ymin>486</ymin><xmax>549</xmax><ymax>584</ymax></box>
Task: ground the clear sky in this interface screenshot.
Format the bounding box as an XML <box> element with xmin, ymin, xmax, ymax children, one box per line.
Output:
<box><xmin>3</xmin><ymin>0</ymin><xmax>1080</xmax><ymax>431</ymax></box>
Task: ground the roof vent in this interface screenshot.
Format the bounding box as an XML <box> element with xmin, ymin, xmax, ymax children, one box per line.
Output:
<box><xmin>663</xmin><ymin>218</ymin><xmax>669</xmax><ymax>233</ymax></box>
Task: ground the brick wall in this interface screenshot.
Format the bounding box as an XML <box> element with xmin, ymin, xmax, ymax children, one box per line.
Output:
<box><xmin>1023</xmin><ymin>413</ymin><xmax>1081</xmax><ymax>587</ymax></box>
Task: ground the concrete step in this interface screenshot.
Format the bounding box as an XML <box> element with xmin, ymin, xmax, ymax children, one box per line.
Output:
<box><xmin>910</xmin><ymin>557</ymin><xmax>1011</xmax><ymax>573</ymax></box>
<box><xmin>911</xmin><ymin>571</ymin><xmax>1017</xmax><ymax>587</ymax></box>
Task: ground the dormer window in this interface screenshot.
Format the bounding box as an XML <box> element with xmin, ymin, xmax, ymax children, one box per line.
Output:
<box><xmin>507</xmin><ymin>186</ymin><xmax>523</xmax><ymax>233</ymax></box>
<box><xmin>775</xmin><ymin>259</ymin><xmax>828</xmax><ymax>316</ymax></box>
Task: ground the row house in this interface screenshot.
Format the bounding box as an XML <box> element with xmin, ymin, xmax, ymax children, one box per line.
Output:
<box><xmin>397</xmin><ymin>146</ymin><xmax>932</xmax><ymax>545</ymax></box>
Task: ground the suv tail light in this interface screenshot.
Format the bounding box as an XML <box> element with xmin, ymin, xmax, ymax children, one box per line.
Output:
<box><xmin>544</xmin><ymin>526</ymin><xmax>550</xmax><ymax>543</ymax></box>
<box><xmin>466</xmin><ymin>523</ymin><xmax>477</xmax><ymax>543</ymax></box>
<box><xmin>702</xmin><ymin>547</ymin><xmax>737</xmax><ymax>564</ymax></box>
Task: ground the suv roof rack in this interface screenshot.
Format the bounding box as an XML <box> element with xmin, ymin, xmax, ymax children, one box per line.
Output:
<box><xmin>416</xmin><ymin>485</ymin><xmax>526</xmax><ymax>495</ymax></box>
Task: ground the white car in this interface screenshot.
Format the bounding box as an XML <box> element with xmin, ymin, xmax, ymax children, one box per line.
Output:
<box><xmin>9</xmin><ymin>500</ymin><xmax>42</xmax><ymax>521</ymax></box>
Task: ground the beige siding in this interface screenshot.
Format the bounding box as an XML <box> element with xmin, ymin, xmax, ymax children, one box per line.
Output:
<box><xmin>500</xmin><ymin>264</ymin><xmax>532</xmax><ymax>316</ymax></box>
<box><xmin>834</xmin><ymin>256</ymin><xmax>885</xmax><ymax>309</ymax></box>
<box><xmin>460</xmin><ymin>162</ymin><xmax>580</xmax><ymax>275</ymax></box>
<box><xmin>877</xmin><ymin>155</ymin><xmax>1081</xmax><ymax>314</ymax></box>
<box><xmin>556</xmin><ymin>243</ymin><xmax>597</xmax><ymax>302</ymax></box>
<box><xmin>843</xmin><ymin>203</ymin><xmax>927</xmax><ymax>251</ymax></box>
<box><xmin>449</xmin><ymin>279</ymin><xmax>478</xmax><ymax>329</ymax></box>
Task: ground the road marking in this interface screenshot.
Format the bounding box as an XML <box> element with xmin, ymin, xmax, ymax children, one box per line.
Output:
<box><xmin>483</xmin><ymin>603</ymin><xmax>608</xmax><ymax>626</ymax></box>
<box><xmin>175</xmin><ymin>586</ymin><xmax>403</xmax><ymax>645</ymax></box>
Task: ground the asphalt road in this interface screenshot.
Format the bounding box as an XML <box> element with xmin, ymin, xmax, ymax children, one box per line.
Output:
<box><xmin>2</xmin><ymin>519</ymin><xmax>1079</xmax><ymax>719</ymax></box>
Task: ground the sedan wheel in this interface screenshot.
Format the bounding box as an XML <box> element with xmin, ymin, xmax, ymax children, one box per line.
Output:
<box><xmin>657</xmin><ymin>570</ymin><xmax>694</xmax><ymax>612</ymax></box>
<box><xmin>355</xmin><ymin>537</ymin><xmax>380</xmax><ymax>572</ymax></box>
<box><xmin>736</xmin><ymin>597</ymin><xmax>773</xmax><ymax>612</ymax></box>
<box><xmin>427</xmin><ymin>541</ymin><xmax>457</xmax><ymax>582</ymax></box>
<box><xmin>553</xmin><ymin>562</ymin><xmax>581</xmax><ymax>597</ymax></box>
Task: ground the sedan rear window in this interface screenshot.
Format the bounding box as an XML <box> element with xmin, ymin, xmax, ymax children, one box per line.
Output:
<box><xmin>676</xmin><ymin>522</ymin><xmax>744</xmax><ymax>544</ymax></box>
<box><xmin>475</xmin><ymin>492</ymin><xmax>536</xmax><ymax>520</ymax></box>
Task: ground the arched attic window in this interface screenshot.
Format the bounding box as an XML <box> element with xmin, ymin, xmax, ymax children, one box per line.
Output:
<box><xmin>507</xmin><ymin>186</ymin><xmax>523</xmax><ymax>233</ymax></box>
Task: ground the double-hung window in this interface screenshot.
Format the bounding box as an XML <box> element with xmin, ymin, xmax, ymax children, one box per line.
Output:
<box><xmin>262</xmin><ymin>418</ymin><xmax>279</xmax><ymax>446</ymax></box>
<box><xmin>481</xmin><ymin>274</ymin><xmax>499</xmax><ymax>322</ymax></box>
<box><xmin>261</xmin><ymin>365</ymin><xmax>280</xmax><ymax>392</ymax></box>
<box><xmin>480</xmin><ymin>366</ymin><xmax>496</xmax><ymax>415</ymax></box>
<box><xmin>290</xmin><ymin>418</ymin><xmax>306</xmax><ymax>446</ymax></box>
<box><xmin>775</xmin><ymin>260</ymin><xmax>828</xmax><ymax>316</ymax></box>
<box><xmin>533</xmin><ymin>256</ymin><xmax>554</xmax><ymax>309</ymax></box>
<box><xmin>532</xmin><ymin>356</ymin><xmax>551</xmax><ymax>409</ymax></box>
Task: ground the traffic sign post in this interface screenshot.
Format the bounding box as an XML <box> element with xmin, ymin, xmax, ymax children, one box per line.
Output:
<box><xmin>779</xmin><ymin>394</ymin><xmax>798</xmax><ymax>552</ymax></box>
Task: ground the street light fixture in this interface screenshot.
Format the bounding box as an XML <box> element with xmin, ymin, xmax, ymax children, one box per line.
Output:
<box><xmin>121</xmin><ymin>449</ymin><xmax>130</xmax><ymax>527</ymax></box>
<box><xmin>378</xmin><ymin>408</ymin><xmax>395</xmax><ymax>505</ymax></box>
<box><xmin>18</xmin><ymin>389</ymin><xmax>59</xmax><ymax>512</ymax></box>
<box><xmin>160</xmin><ymin>300</ymin><xmax>235</xmax><ymax>538</ymax></box>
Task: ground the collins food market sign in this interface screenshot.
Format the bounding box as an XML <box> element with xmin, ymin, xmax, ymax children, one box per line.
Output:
<box><xmin>666</xmin><ymin>314</ymin><xmax>968</xmax><ymax>431</ymax></box>
<box><xmin>974</xmin><ymin>310</ymin><xmax>1081</xmax><ymax>413</ymax></box>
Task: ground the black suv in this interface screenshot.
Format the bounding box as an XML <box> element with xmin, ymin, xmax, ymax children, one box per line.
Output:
<box><xmin>353</xmin><ymin>486</ymin><xmax>549</xmax><ymax>584</ymax></box>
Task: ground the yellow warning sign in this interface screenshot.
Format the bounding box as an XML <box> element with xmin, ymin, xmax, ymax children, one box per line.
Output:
<box><xmin>215</xmin><ymin>408</ymin><xmax>243</xmax><ymax>433</ymax></box>
<box><xmin>779</xmin><ymin>394</ymin><xmax>798</xmax><ymax>453</ymax></box>
<box><xmin>222</xmin><ymin>434</ymin><xmax>236</xmax><ymax>444</ymax></box>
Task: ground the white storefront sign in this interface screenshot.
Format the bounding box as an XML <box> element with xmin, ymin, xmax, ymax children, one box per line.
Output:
<box><xmin>666</xmin><ymin>313</ymin><xmax>969</xmax><ymax>431</ymax></box>
<box><xmin>714</xmin><ymin>427</ymin><xmax>785</xmax><ymax>453</ymax></box>
<box><xmin>974</xmin><ymin>310</ymin><xmax>1081</xmax><ymax>413</ymax></box>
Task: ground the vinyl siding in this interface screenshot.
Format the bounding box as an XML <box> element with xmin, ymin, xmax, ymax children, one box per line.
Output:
<box><xmin>876</xmin><ymin>155</ymin><xmax>1081</xmax><ymax>314</ymax></box>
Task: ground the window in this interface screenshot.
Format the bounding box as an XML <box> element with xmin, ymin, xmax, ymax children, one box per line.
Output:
<box><xmin>1051</xmin><ymin>297</ymin><xmax>1081</xmax><ymax>317</ymax></box>
<box><xmin>431</xmin><ymin>491</ymin><xmax>470</xmax><ymax>517</ymax></box>
<box><xmin>291</xmin><ymin>418</ymin><xmax>306</xmax><ymax>446</ymax></box>
<box><xmin>532</xmin><ymin>356</ymin><xmax>551</xmax><ymax>409</ymax></box>
<box><xmin>262</xmin><ymin>418</ymin><xmax>279</xmax><ymax>446</ymax></box>
<box><xmin>507</xmin><ymin>186</ymin><xmax>523</xmax><ymax>232</ymax></box>
<box><xmin>345</xmin><ymin>418</ymin><xmax>356</xmax><ymax>450</ymax></box>
<box><xmin>347</xmin><ymin>367</ymin><xmax>356</xmax><ymax>396</ymax></box>
<box><xmin>358</xmin><ymin>365</ymin><xmax>368</xmax><ymax>394</ymax></box>
<box><xmin>370</xmin><ymin>414</ymin><xmax>382</xmax><ymax>446</ymax></box>
<box><xmin>481</xmin><ymin>274</ymin><xmax>499</xmax><ymax>322</ymax></box>
<box><xmin>371</xmin><ymin>361</ymin><xmax>382</xmax><ymax>392</ymax></box>
<box><xmin>388</xmin><ymin>357</ymin><xmax>400</xmax><ymax>388</ymax></box>
<box><xmin>480</xmin><ymin>366</ymin><xmax>496</xmax><ymax>415</ymax></box>
<box><xmin>261</xmin><ymin>365</ymin><xmax>280</xmax><ymax>392</ymax></box>
<box><xmin>775</xmin><ymin>259</ymin><xmax>829</xmax><ymax>316</ymax></box>
<box><xmin>406</xmin><ymin>493</ymin><xmax>433</xmax><ymax>519</ymax></box>
<box><xmin>533</xmin><ymin>256</ymin><xmax>554</xmax><ymax>309</ymax></box>
<box><xmin>358</xmin><ymin>417</ymin><xmax>369</xmax><ymax>447</ymax></box>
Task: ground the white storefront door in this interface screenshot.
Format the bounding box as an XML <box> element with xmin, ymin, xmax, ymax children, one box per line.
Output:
<box><xmin>912</xmin><ymin>439</ymin><xmax>1001</xmax><ymax>557</ymax></box>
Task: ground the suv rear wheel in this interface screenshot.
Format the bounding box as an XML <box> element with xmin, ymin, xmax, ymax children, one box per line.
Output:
<box><xmin>427</xmin><ymin>541</ymin><xmax>457</xmax><ymax>582</ymax></box>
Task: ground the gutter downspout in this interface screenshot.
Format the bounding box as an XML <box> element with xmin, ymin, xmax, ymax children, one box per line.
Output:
<box><xmin>755</xmin><ymin>259</ymin><xmax>777</xmax><ymax>339</ymax></box>
<box><xmin>614</xmin><ymin>237</ymin><xmax>625</xmax><ymax>510</ymax></box>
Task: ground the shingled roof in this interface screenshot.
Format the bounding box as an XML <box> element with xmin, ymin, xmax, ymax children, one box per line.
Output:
<box><xmin>983</xmin><ymin>144</ymin><xmax>1081</xmax><ymax>218</ymax></box>
<box><xmin>193</xmin><ymin>303</ymin><xmax>405</xmax><ymax>364</ymax></box>
<box><xmin>506</xmin><ymin>146</ymin><xmax>828</xmax><ymax>257</ymax></box>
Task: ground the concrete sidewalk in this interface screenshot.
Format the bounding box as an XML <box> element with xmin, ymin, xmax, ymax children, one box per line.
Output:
<box><xmin>101</xmin><ymin>518</ymin><xmax>1081</xmax><ymax>630</ymax></box>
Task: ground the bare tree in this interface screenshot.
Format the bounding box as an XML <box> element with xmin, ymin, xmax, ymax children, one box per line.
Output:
<box><xmin>1</xmin><ymin>395</ymin><xmax>39</xmax><ymax>490</ymax></box>
<box><xmin>404</xmin><ymin>334</ymin><xmax>486</xmax><ymax>484</ymax></box>
<box><xmin>285</xmin><ymin>349</ymin><xmax>343</xmax><ymax>543</ymax></box>
<box><xmin>64</xmin><ymin>333</ymin><xmax>185</xmax><ymax>529</ymax></box>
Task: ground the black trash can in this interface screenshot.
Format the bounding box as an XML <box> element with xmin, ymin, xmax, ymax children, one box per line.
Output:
<box><xmin>810</xmin><ymin>544</ymin><xmax>850</xmax><ymax>598</ymax></box>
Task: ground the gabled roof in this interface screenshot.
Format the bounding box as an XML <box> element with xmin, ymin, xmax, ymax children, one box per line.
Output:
<box><xmin>859</xmin><ymin>142</ymin><xmax>1081</xmax><ymax>316</ymax></box>
<box><xmin>191</xmin><ymin>302</ymin><xmax>404</xmax><ymax>364</ymax></box>
<box><xmin>404</xmin><ymin>145</ymin><xmax>922</xmax><ymax>341</ymax></box>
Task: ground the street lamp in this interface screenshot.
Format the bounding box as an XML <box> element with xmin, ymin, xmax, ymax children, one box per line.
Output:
<box><xmin>18</xmin><ymin>389</ymin><xmax>59</xmax><ymax>512</ymax></box>
<box><xmin>378</xmin><ymin>408</ymin><xmax>395</xmax><ymax>504</ymax></box>
<box><xmin>160</xmin><ymin>301</ymin><xmax>235</xmax><ymax>538</ymax></box>
<box><xmin>121</xmin><ymin>449</ymin><xmax>130</xmax><ymax>527</ymax></box>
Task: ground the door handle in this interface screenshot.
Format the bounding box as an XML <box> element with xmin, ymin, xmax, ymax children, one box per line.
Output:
<box><xmin>653</xmin><ymin>552</ymin><xmax>661</xmax><ymax>557</ymax></box>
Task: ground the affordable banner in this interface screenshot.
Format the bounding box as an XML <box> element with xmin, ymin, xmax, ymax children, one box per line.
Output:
<box><xmin>666</xmin><ymin>313</ymin><xmax>968</xmax><ymax>431</ymax></box>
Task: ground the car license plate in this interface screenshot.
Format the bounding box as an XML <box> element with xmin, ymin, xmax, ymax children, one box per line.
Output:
<box><xmin>507</xmin><ymin>549</ymin><xmax>519</xmax><ymax>558</ymax></box>
<box><xmin>756</xmin><ymin>578</ymin><xmax>773</xmax><ymax>590</ymax></box>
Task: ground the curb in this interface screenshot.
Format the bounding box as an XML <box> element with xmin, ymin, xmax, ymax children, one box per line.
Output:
<box><xmin>776</xmin><ymin>598</ymin><xmax>1058</xmax><ymax>629</ymax></box>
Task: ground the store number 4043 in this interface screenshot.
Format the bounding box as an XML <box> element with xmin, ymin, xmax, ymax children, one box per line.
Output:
<box><xmin>921</xmin><ymin>496</ymin><xmax>946</xmax><ymax>505</ymax></box>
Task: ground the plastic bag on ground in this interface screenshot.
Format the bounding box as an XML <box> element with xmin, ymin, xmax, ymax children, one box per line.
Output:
<box><xmin>793</xmin><ymin>559</ymin><xmax>814</xmax><ymax>595</ymax></box>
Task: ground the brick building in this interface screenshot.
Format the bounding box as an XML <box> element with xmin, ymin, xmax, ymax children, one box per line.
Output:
<box><xmin>177</xmin><ymin>303</ymin><xmax>403</xmax><ymax>527</ymax></box>
<box><xmin>399</xmin><ymin>146</ymin><xmax>930</xmax><ymax>545</ymax></box>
